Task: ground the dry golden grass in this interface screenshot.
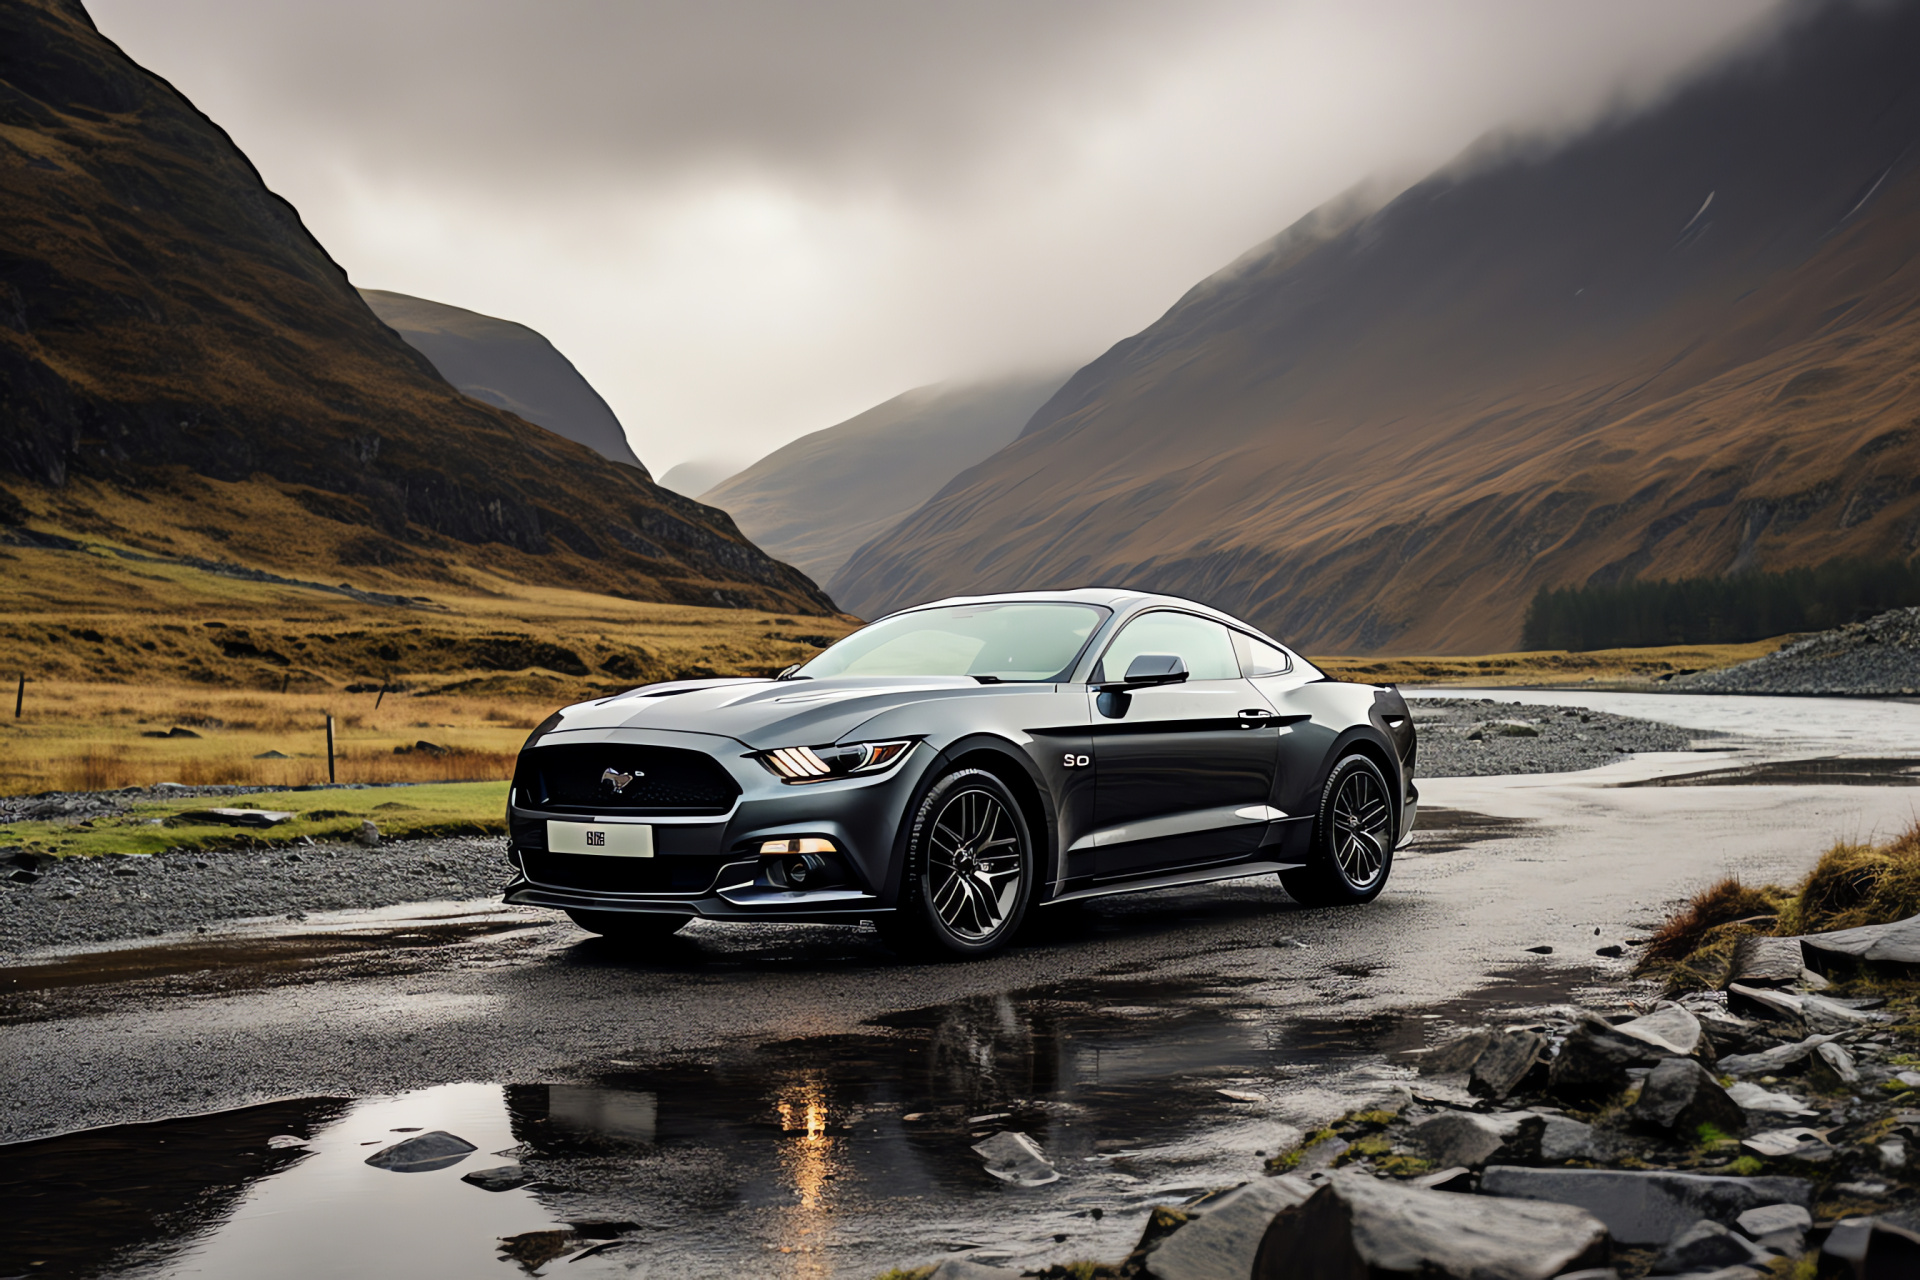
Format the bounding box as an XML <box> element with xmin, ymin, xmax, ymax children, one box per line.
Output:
<box><xmin>1639</xmin><ymin>819</ymin><xmax>1920</xmax><ymax>988</ymax></box>
<box><xmin>1312</xmin><ymin>637</ymin><xmax>1793</xmax><ymax>688</ymax></box>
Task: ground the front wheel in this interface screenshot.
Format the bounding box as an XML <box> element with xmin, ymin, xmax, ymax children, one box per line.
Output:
<box><xmin>877</xmin><ymin>767</ymin><xmax>1035</xmax><ymax>961</ymax></box>
<box><xmin>1280</xmin><ymin>753</ymin><xmax>1395</xmax><ymax>907</ymax></box>
<box><xmin>565</xmin><ymin>909</ymin><xmax>688</xmax><ymax>945</ymax></box>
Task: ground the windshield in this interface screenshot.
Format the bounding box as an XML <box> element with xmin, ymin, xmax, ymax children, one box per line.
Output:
<box><xmin>797</xmin><ymin>602</ymin><xmax>1109</xmax><ymax>681</ymax></box>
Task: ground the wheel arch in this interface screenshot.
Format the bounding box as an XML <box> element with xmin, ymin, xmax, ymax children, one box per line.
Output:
<box><xmin>932</xmin><ymin>735</ymin><xmax>1059</xmax><ymax>890</ymax></box>
<box><xmin>1313</xmin><ymin>727</ymin><xmax>1403</xmax><ymax>832</ymax></box>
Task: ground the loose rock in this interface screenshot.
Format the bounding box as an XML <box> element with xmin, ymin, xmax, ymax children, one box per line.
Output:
<box><xmin>1717</xmin><ymin>1034</ymin><xmax>1837</xmax><ymax>1077</ymax></box>
<box><xmin>1733</xmin><ymin>1203</ymin><xmax>1811</xmax><ymax>1238</ymax></box>
<box><xmin>1250</xmin><ymin>1171</ymin><xmax>1609</xmax><ymax>1280</ymax></box>
<box><xmin>1146</xmin><ymin>1177</ymin><xmax>1314</xmax><ymax>1280</ymax></box>
<box><xmin>1652</xmin><ymin>1220</ymin><xmax>1771</xmax><ymax>1274</ymax></box>
<box><xmin>1632</xmin><ymin>1058</ymin><xmax>1744</xmax><ymax>1136</ymax></box>
<box><xmin>1800</xmin><ymin>913</ymin><xmax>1920</xmax><ymax>969</ymax></box>
<box><xmin>364</xmin><ymin>1130</ymin><xmax>477</xmax><ymax>1172</ymax></box>
<box><xmin>971</xmin><ymin>1131</ymin><xmax>1058</xmax><ymax>1187</ymax></box>
<box><xmin>461</xmin><ymin>1165</ymin><xmax>532</xmax><ymax>1192</ymax></box>
<box><xmin>1738</xmin><ymin>1128</ymin><xmax>1830</xmax><ymax>1161</ymax></box>
<box><xmin>1411</xmin><ymin>1111</ymin><xmax>1542</xmax><ymax>1169</ymax></box>
<box><xmin>1477</xmin><ymin>1167</ymin><xmax>1813</xmax><ymax>1246</ymax></box>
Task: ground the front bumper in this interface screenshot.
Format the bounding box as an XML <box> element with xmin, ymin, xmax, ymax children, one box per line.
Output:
<box><xmin>502</xmin><ymin>727</ymin><xmax>930</xmax><ymax>922</ymax></box>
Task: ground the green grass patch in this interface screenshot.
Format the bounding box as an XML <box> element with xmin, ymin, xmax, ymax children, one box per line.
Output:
<box><xmin>0</xmin><ymin>781</ymin><xmax>508</xmax><ymax>857</ymax></box>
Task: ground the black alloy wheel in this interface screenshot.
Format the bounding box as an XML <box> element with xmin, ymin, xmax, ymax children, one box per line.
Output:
<box><xmin>1280</xmin><ymin>753</ymin><xmax>1395</xmax><ymax>907</ymax></box>
<box><xmin>879</xmin><ymin>767</ymin><xmax>1035</xmax><ymax>960</ymax></box>
<box><xmin>565</xmin><ymin>909</ymin><xmax>688</xmax><ymax>945</ymax></box>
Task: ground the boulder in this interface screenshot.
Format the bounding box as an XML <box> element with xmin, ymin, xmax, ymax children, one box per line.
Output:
<box><xmin>1410</xmin><ymin>1166</ymin><xmax>1474</xmax><ymax>1192</ymax></box>
<box><xmin>1633</xmin><ymin>1058</ymin><xmax>1745</xmax><ymax>1135</ymax></box>
<box><xmin>357</xmin><ymin>819</ymin><xmax>381</xmax><ymax>847</ymax></box>
<box><xmin>1800</xmin><ymin>913</ymin><xmax>1920</xmax><ymax>969</ymax></box>
<box><xmin>1407</xmin><ymin>1029</ymin><xmax>1496</xmax><ymax>1075</ymax></box>
<box><xmin>364</xmin><ymin>1130</ymin><xmax>477</xmax><ymax>1172</ymax></box>
<box><xmin>1652</xmin><ymin>1220</ymin><xmax>1771</xmax><ymax>1274</ymax></box>
<box><xmin>1802</xmin><ymin>994</ymin><xmax>1889</xmax><ymax>1034</ymax></box>
<box><xmin>1694</xmin><ymin>1008</ymin><xmax>1778</xmax><ymax>1058</ymax></box>
<box><xmin>1734</xmin><ymin>1203</ymin><xmax>1812</xmax><ymax>1238</ymax></box>
<box><xmin>1739</xmin><ymin>1128</ymin><xmax>1831</xmax><ymax>1162</ymax></box>
<box><xmin>1474</xmin><ymin>1032</ymin><xmax>1548</xmax><ymax>1099</ymax></box>
<box><xmin>1249</xmin><ymin>1171</ymin><xmax>1608</xmax><ymax>1280</ymax></box>
<box><xmin>1725</xmin><ymin>935</ymin><xmax>1808</xmax><ymax>986</ymax></box>
<box><xmin>1614</xmin><ymin>1005</ymin><xmax>1708</xmax><ymax>1059</ymax></box>
<box><xmin>1548</xmin><ymin>1013</ymin><xmax>1675</xmax><ymax>1094</ymax></box>
<box><xmin>1717</xmin><ymin>1034</ymin><xmax>1837</xmax><ymax>1076</ymax></box>
<box><xmin>461</xmin><ymin>1165</ymin><xmax>532</xmax><ymax>1192</ymax></box>
<box><xmin>1411</xmin><ymin>1112</ymin><xmax>1543</xmax><ymax>1169</ymax></box>
<box><xmin>1820</xmin><ymin>1215</ymin><xmax>1920</xmax><ymax>1280</ymax></box>
<box><xmin>1478</xmin><ymin>1167</ymin><xmax>1813</xmax><ymax>1246</ymax></box>
<box><xmin>1146</xmin><ymin>1177</ymin><xmax>1314</xmax><ymax>1280</ymax></box>
<box><xmin>1540</xmin><ymin>1114</ymin><xmax>1606</xmax><ymax>1163</ymax></box>
<box><xmin>971</xmin><ymin>1131</ymin><xmax>1058</xmax><ymax>1186</ymax></box>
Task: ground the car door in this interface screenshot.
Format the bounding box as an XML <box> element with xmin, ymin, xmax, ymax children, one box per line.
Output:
<box><xmin>1081</xmin><ymin>611</ymin><xmax>1280</xmax><ymax>879</ymax></box>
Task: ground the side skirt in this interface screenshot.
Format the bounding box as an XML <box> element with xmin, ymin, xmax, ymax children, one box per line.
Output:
<box><xmin>1043</xmin><ymin>859</ymin><xmax>1305</xmax><ymax>906</ymax></box>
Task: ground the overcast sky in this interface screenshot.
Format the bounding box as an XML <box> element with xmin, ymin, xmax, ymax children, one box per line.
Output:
<box><xmin>88</xmin><ymin>0</ymin><xmax>1786</xmax><ymax>476</ymax></box>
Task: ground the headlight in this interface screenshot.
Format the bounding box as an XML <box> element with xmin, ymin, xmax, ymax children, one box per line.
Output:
<box><xmin>756</xmin><ymin>739</ymin><xmax>913</xmax><ymax>782</ymax></box>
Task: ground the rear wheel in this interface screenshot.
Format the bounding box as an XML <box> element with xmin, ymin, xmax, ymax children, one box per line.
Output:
<box><xmin>877</xmin><ymin>767</ymin><xmax>1035</xmax><ymax>961</ymax></box>
<box><xmin>1280</xmin><ymin>753</ymin><xmax>1395</xmax><ymax>907</ymax></box>
<box><xmin>565</xmin><ymin>909</ymin><xmax>688</xmax><ymax>944</ymax></box>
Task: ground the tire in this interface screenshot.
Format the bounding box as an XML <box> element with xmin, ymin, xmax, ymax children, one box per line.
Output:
<box><xmin>876</xmin><ymin>767</ymin><xmax>1036</xmax><ymax>961</ymax></box>
<box><xmin>565</xmin><ymin>909</ymin><xmax>688</xmax><ymax>944</ymax></box>
<box><xmin>1280</xmin><ymin>753</ymin><xmax>1395</xmax><ymax>907</ymax></box>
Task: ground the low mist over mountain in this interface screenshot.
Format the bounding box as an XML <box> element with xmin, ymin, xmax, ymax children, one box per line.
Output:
<box><xmin>702</xmin><ymin>369</ymin><xmax>1073</xmax><ymax>589</ymax></box>
<box><xmin>0</xmin><ymin>0</ymin><xmax>830</xmax><ymax>616</ymax></box>
<box><xmin>359</xmin><ymin>288</ymin><xmax>644</xmax><ymax>471</ymax></box>
<box><xmin>659</xmin><ymin>458</ymin><xmax>745</xmax><ymax>500</ymax></box>
<box><xmin>832</xmin><ymin>1</ymin><xmax>1920</xmax><ymax>653</ymax></box>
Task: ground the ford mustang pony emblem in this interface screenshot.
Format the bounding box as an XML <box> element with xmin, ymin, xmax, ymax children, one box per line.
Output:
<box><xmin>599</xmin><ymin>767</ymin><xmax>640</xmax><ymax>794</ymax></box>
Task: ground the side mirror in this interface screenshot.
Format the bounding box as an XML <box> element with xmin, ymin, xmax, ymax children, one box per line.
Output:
<box><xmin>1106</xmin><ymin>653</ymin><xmax>1188</xmax><ymax>690</ymax></box>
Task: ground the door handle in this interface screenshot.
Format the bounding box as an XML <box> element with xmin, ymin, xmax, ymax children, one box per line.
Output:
<box><xmin>1238</xmin><ymin>709</ymin><xmax>1272</xmax><ymax>726</ymax></box>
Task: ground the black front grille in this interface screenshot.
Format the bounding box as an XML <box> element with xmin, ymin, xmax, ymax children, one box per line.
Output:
<box><xmin>513</xmin><ymin>743</ymin><xmax>740</xmax><ymax>816</ymax></box>
<box><xmin>521</xmin><ymin>851</ymin><xmax>730</xmax><ymax>895</ymax></box>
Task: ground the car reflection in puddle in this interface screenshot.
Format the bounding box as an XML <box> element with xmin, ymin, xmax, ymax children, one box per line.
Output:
<box><xmin>1</xmin><ymin>970</ymin><xmax>1584</xmax><ymax>1279</ymax></box>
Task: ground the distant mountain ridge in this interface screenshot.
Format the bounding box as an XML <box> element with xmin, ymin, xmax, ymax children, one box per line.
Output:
<box><xmin>831</xmin><ymin>1</ymin><xmax>1920</xmax><ymax>652</ymax></box>
<box><xmin>0</xmin><ymin>0</ymin><xmax>831</xmax><ymax>615</ymax></box>
<box><xmin>702</xmin><ymin>369</ymin><xmax>1073</xmax><ymax>588</ymax></box>
<box><xmin>359</xmin><ymin>288</ymin><xmax>645</xmax><ymax>471</ymax></box>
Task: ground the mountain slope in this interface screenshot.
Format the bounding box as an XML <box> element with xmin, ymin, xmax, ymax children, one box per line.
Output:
<box><xmin>659</xmin><ymin>458</ymin><xmax>743</xmax><ymax>499</ymax></box>
<box><xmin>831</xmin><ymin>1</ymin><xmax>1920</xmax><ymax>652</ymax></box>
<box><xmin>358</xmin><ymin>288</ymin><xmax>645</xmax><ymax>471</ymax></box>
<box><xmin>702</xmin><ymin>369</ymin><xmax>1072</xmax><ymax>587</ymax></box>
<box><xmin>0</xmin><ymin>0</ymin><xmax>831</xmax><ymax>616</ymax></box>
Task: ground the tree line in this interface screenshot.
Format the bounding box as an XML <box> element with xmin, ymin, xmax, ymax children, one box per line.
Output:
<box><xmin>1520</xmin><ymin>557</ymin><xmax>1920</xmax><ymax>651</ymax></box>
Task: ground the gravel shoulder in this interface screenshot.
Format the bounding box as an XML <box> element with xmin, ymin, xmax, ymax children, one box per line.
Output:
<box><xmin>0</xmin><ymin>699</ymin><xmax>1699</xmax><ymax>961</ymax></box>
<box><xmin>0</xmin><ymin>834</ymin><xmax>508</xmax><ymax>961</ymax></box>
<box><xmin>1409</xmin><ymin>696</ymin><xmax>1698</xmax><ymax>777</ymax></box>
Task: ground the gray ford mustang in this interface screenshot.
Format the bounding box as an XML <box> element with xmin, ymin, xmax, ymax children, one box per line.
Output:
<box><xmin>504</xmin><ymin>589</ymin><xmax>1416</xmax><ymax>959</ymax></box>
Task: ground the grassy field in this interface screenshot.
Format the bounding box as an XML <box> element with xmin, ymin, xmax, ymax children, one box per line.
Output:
<box><xmin>0</xmin><ymin>781</ymin><xmax>509</xmax><ymax>858</ymax></box>
<box><xmin>0</xmin><ymin>535</ymin><xmax>860</xmax><ymax>793</ymax></box>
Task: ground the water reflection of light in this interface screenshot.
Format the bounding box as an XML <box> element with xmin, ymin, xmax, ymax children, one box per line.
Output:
<box><xmin>772</xmin><ymin>1075</ymin><xmax>839</xmax><ymax>1278</ymax></box>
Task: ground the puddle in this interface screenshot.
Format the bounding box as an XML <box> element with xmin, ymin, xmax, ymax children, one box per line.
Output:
<box><xmin>1</xmin><ymin>967</ymin><xmax>1591</xmax><ymax>1279</ymax></box>
<box><xmin>1618</xmin><ymin>756</ymin><xmax>1920</xmax><ymax>788</ymax></box>
<box><xmin>1407</xmin><ymin>805</ymin><xmax>1532</xmax><ymax>853</ymax></box>
<box><xmin>0</xmin><ymin>918</ymin><xmax>536</xmax><ymax>1003</ymax></box>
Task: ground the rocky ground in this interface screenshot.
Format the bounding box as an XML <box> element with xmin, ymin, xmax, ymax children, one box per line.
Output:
<box><xmin>0</xmin><ymin>781</ymin><xmax>409</xmax><ymax>826</ymax></box>
<box><xmin>899</xmin><ymin>925</ymin><xmax>1920</xmax><ymax>1280</ymax></box>
<box><xmin>0</xmin><ymin>834</ymin><xmax>506</xmax><ymax>959</ymax></box>
<box><xmin>1409</xmin><ymin>697</ymin><xmax>1699</xmax><ymax>776</ymax></box>
<box><xmin>1680</xmin><ymin>605</ymin><xmax>1920</xmax><ymax>696</ymax></box>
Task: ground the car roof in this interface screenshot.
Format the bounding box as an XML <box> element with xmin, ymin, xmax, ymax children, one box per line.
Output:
<box><xmin>885</xmin><ymin>588</ymin><xmax>1282</xmax><ymax>644</ymax></box>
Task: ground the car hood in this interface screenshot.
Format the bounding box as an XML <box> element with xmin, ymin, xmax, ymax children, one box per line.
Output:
<box><xmin>530</xmin><ymin>675</ymin><xmax>1006</xmax><ymax>750</ymax></box>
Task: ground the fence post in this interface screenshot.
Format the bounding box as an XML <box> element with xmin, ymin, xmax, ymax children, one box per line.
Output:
<box><xmin>326</xmin><ymin>714</ymin><xmax>336</xmax><ymax>785</ymax></box>
<box><xmin>12</xmin><ymin>673</ymin><xmax>21</xmax><ymax>719</ymax></box>
<box><xmin>374</xmin><ymin>680</ymin><xmax>387</xmax><ymax>710</ymax></box>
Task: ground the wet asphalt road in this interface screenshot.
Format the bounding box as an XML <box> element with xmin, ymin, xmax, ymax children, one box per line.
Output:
<box><xmin>10</xmin><ymin>691</ymin><xmax>1920</xmax><ymax>1276</ymax></box>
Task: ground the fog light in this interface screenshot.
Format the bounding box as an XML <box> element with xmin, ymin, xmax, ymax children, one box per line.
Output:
<box><xmin>759</xmin><ymin>837</ymin><xmax>837</xmax><ymax>856</ymax></box>
<box><xmin>786</xmin><ymin>853</ymin><xmax>826</xmax><ymax>885</ymax></box>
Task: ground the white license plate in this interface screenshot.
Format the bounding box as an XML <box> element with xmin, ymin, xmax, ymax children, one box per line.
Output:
<box><xmin>547</xmin><ymin>820</ymin><xmax>654</xmax><ymax>857</ymax></box>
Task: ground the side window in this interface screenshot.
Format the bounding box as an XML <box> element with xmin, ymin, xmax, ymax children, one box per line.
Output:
<box><xmin>1095</xmin><ymin>612</ymin><xmax>1242</xmax><ymax>683</ymax></box>
<box><xmin>1237</xmin><ymin>634</ymin><xmax>1293</xmax><ymax>677</ymax></box>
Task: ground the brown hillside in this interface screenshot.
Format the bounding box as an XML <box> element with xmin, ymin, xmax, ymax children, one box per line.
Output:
<box><xmin>831</xmin><ymin>1</ymin><xmax>1920</xmax><ymax>653</ymax></box>
<box><xmin>0</xmin><ymin>0</ymin><xmax>833</xmax><ymax>616</ymax></box>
